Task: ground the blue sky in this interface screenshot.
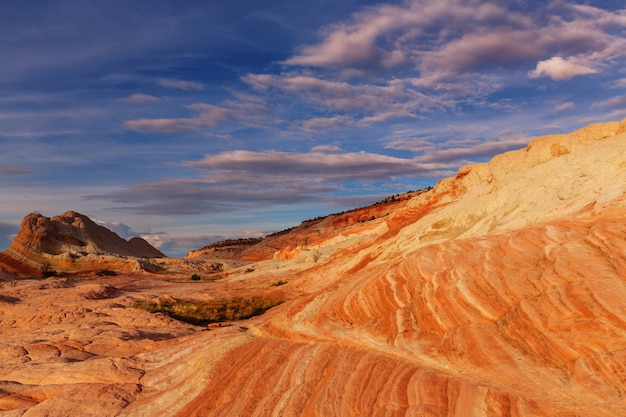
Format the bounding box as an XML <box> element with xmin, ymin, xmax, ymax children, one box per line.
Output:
<box><xmin>1</xmin><ymin>0</ymin><xmax>626</xmax><ymax>256</ymax></box>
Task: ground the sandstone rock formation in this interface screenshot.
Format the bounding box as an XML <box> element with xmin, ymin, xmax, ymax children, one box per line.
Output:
<box><xmin>187</xmin><ymin>190</ymin><xmax>426</xmax><ymax>262</ymax></box>
<box><xmin>0</xmin><ymin>211</ymin><xmax>164</xmax><ymax>274</ymax></box>
<box><xmin>1</xmin><ymin>118</ymin><xmax>625</xmax><ymax>416</ymax></box>
<box><xmin>186</xmin><ymin>238</ymin><xmax>263</xmax><ymax>260</ymax></box>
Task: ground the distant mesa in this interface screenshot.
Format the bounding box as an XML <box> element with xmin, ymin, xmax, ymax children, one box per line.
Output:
<box><xmin>0</xmin><ymin>210</ymin><xmax>164</xmax><ymax>275</ymax></box>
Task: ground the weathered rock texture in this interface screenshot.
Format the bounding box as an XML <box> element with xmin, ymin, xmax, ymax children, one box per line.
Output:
<box><xmin>0</xmin><ymin>211</ymin><xmax>164</xmax><ymax>274</ymax></box>
<box><xmin>187</xmin><ymin>190</ymin><xmax>425</xmax><ymax>262</ymax></box>
<box><xmin>186</xmin><ymin>238</ymin><xmax>263</xmax><ymax>260</ymax></box>
<box><xmin>1</xmin><ymin>119</ymin><xmax>626</xmax><ymax>416</ymax></box>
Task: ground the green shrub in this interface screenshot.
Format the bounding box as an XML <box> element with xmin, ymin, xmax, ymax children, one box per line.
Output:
<box><xmin>96</xmin><ymin>269</ymin><xmax>117</xmax><ymax>276</ymax></box>
<box><xmin>190</xmin><ymin>273</ymin><xmax>201</xmax><ymax>281</ymax></box>
<box><xmin>135</xmin><ymin>296</ymin><xmax>284</xmax><ymax>325</ymax></box>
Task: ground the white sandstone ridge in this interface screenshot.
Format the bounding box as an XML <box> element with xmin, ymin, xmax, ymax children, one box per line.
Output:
<box><xmin>0</xmin><ymin>211</ymin><xmax>164</xmax><ymax>274</ymax></box>
<box><xmin>183</xmin><ymin>118</ymin><xmax>626</xmax><ymax>271</ymax></box>
<box><xmin>0</xmin><ymin>119</ymin><xmax>626</xmax><ymax>416</ymax></box>
<box><xmin>377</xmin><ymin>118</ymin><xmax>626</xmax><ymax>256</ymax></box>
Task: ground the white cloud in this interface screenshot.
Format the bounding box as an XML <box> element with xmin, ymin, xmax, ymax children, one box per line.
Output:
<box><xmin>528</xmin><ymin>56</ymin><xmax>598</xmax><ymax>80</ymax></box>
<box><xmin>122</xmin><ymin>1</ymin><xmax>626</xmax><ymax>139</ymax></box>
<box><xmin>284</xmin><ymin>0</ymin><xmax>625</xmax><ymax>82</ymax></box>
<box><xmin>276</xmin><ymin>0</ymin><xmax>626</xmax><ymax>103</ymax></box>
<box><xmin>233</xmin><ymin>0</ymin><xmax>626</xmax><ymax>133</ymax></box>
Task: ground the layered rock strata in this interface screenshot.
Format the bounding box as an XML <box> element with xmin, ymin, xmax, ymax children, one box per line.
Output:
<box><xmin>0</xmin><ymin>119</ymin><xmax>625</xmax><ymax>416</ymax></box>
<box><xmin>0</xmin><ymin>211</ymin><xmax>164</xmax><ymax>274</ymax></box>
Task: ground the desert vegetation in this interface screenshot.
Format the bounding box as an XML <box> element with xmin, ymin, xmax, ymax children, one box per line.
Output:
<box><xmin>135</xmin><ymin>296</ymin><xmax>284</xmax><ymax>325</ymax></box>
<box><xmin>95</xmin><ymin>268</ymin><xmax>117</xmax><ymax>276</ymax></box>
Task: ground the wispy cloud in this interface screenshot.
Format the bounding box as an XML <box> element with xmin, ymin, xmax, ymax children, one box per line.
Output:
<box><xmin>283</xmin><ymin>0</ymin><xmax>626</xmax><ymax>82</ymax></box>
<box><xmin>243</xmin><ymin>73</ymin><xmax>453</xmax><ymax>124</ymax></box>
<box><xmin>615</xmin><ymin>78</ymin><xmax>626</xmax><ymax>88</ymax></box>
<box><xmin>185</xmin><ymin>149</ymin><xmax>429</xmax><ymax>180</ymax></box>
<box><xmin>86</xmin><ymin>148</ymin><xmax>445</xmax><ymax>215</ymax></box>
<box><xmin>310</xmin><ymin>144</ymin><xmax>342</xmax><ymax>153</ymax></box>
<box><xmin>555</xmin><ymin>102</ymin><xmax>575</xmax><ymax>113</ymax></box>
<box><xmin>300</xmin><ymin>116</ymin><xmax>352</xmax><ymax>132</ymax></box>
<box><xmin>423</xmin><ymin>139</ymin><xmax>528</xmax><ymax>163</ymax></box>
<box><xmin>124</xmin><ymin>94</ymin><xmax>270</xmax><ymax>133</ymax></box>
<box><xmin>386</xmin><ymin>130</ymin><xmax>531</xmax><ymax>165</ymax></box>
<box><xmin>85</xmin><ymin>177</ymin><xmax>332</xmax><ymax>215</ymax></box>
<box><xmin>0</xmin><ymin>165</ymin><xmax>31</xmax><ymax>178</ymax></box>
<box><xmin>592</xmin><ymin>94</ymin><xmax>626</xmax><ymax>109</ymax></box>
<box><xmin>157</xmin><ymin>78</ymin><xmax>204</xmax><ymax>91</ymax></box>
<box><xmin>124</xmin><ymin>118</ymin><xmax>192</xmax><ymax>133</ymax></box>
<box><xmin>245</xmin><ymin>74</ymin><xmax>424</xmax><ymax>113</ymax></box>
<box><xmin>124</xmin><ymin>104</ymin><xmax>232</xmax><ymax>133</ymax></box>
<box><xmin>124</xmin><ymin>93</ymin><xmax>161</xmax><ymax>102</ymax></box>
<box><xmin>4</xmin><ymin>0</ymin><xmax>626</xmax><ymax>252</ymax></box>
<box><xmin>121</xmin><ymin>1</ymin><xmax>626</xmax><ymax>140</ymax></box>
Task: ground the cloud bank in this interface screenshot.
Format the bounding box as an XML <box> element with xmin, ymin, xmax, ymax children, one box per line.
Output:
<box><xmin>125</xmin><ymin>1</ymin><xmax>626</xmax><ymax>136</ymax></box>
<box><xmin>4</xmin><ymin>0</ymin><xmax>626</xmax><ymax>255</ymax></box>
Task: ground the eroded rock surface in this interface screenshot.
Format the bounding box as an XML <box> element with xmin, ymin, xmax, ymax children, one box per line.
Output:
<box><xmin>1</xmin><ymin>119</ymin><xmax>626</xmax><ymax>416</ymax></box>
<box><xmin>0</xmin><ymin>211</ymin><xmax>164</xmax><ymax>274</ymax></box>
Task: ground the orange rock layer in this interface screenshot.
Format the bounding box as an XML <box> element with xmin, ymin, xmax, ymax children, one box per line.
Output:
<box><xmin>1</xmin><ymin>119</ymin><xmax>625</xmax><ymax>416</ymax></box>
<box><xmin>186</xmin><ymin>190</ymin><xmax>426</xmax><ymax>262</ymax></box>
<box><xmin>0</xmin><ymin>211</ymin><xmax>164</xmax><ymax>274</ymax></box>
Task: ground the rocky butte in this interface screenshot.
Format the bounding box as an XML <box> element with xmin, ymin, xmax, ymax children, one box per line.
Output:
<box><xmin>0</xmin><ymin>118</ymin><xmax>625</xmax><ymax>416</ymax></box>
<box><xmin>0</xmin><ymin>210</ymin><xmax>164</xmax><ymax>275</ymax></box>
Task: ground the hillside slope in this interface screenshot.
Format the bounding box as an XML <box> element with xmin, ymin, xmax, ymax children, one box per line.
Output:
<box><xmin>0</xmin><ymin>211</ymin><xmax>164</xmax><ymax>274</ymax></box>
<box><xmin>164</xmin><ymin>118</ymin><xmax>626</xmax><ymax>416</ymax></box>
<box><xmin>0</xmin><ymin>119</ymin><xmax>625</xmax><ymax>416</ymax></box>
<box><xmin>185</xmin><ymin>190</ymin><xmax>426</xmax><ymax>262</ymax></box>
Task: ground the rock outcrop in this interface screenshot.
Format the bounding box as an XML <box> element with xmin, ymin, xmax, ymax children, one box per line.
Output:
<box><xmin>1</xmin><ymin>118</ymin><xmax>625</xmax><ymax>416</ymax></box>
<box><xmin>186</xmin><ymin>238</ymin><xmax>263</xmax><ymax>260</ymax></box>
<box><xmin>187</xmin><ymin>190</ymin><xmax>426</xmax><ymax>262</ymax></box>
<box><xmin>0</xmin><ymin>211</ymin><xmax>164</xmax><ymax>274</ymax></box>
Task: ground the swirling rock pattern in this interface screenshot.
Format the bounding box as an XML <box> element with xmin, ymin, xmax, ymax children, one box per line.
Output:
<box><xmin>1</xmin><ymin>119</ymin><xmax>625</xmax><ymax>416</ymax></box>
<box><xmin>0</xmin><ymin>211</ymin><xmax>164</xmax><ymax>274</ymax></box>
